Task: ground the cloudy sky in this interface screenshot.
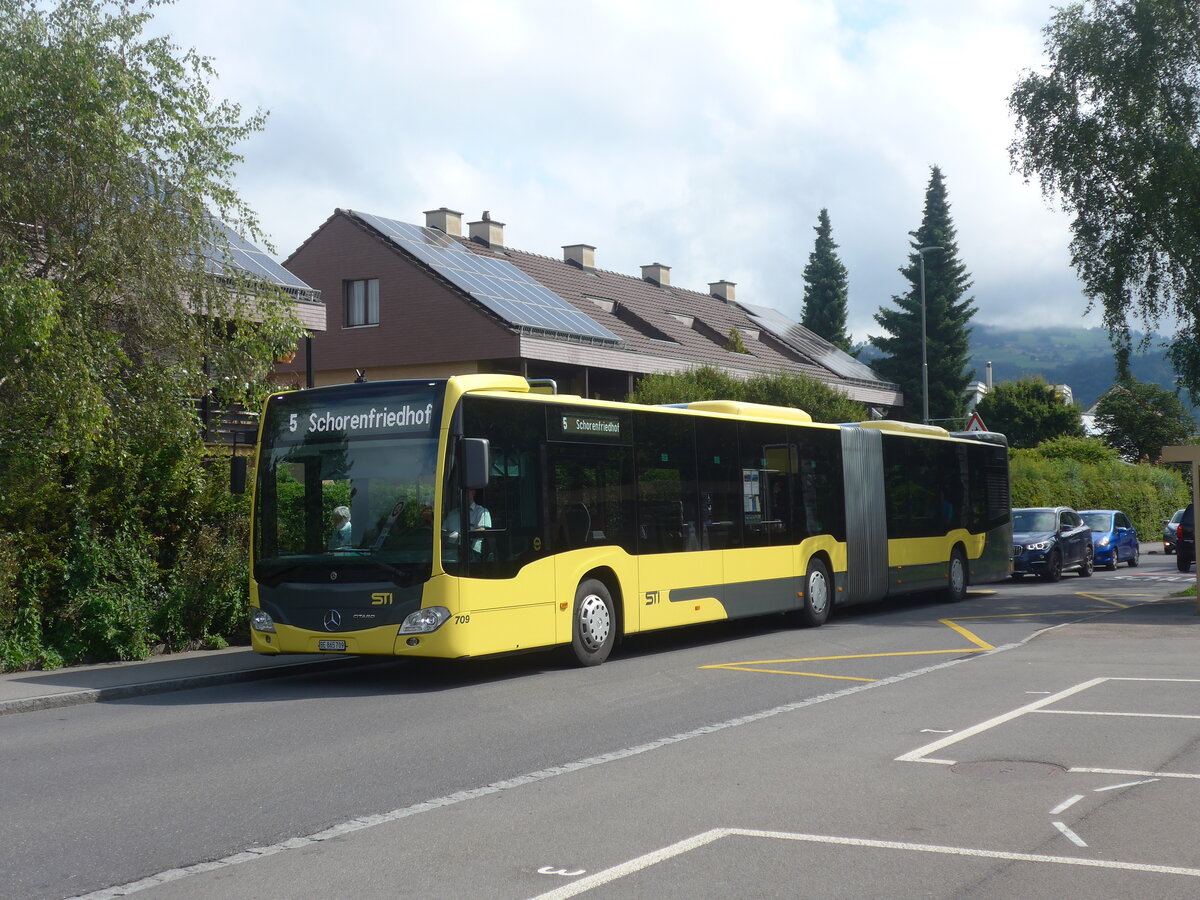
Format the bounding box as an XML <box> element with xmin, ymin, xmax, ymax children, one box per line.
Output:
<box><xmin>149</xmin><ymin>0</ymin><xmax>1099</xmax><ymax>344</ymax></box>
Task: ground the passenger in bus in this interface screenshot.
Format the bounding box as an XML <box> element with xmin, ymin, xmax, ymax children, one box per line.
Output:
<box><xmin>328</xmin><ymin>506</ymin><xmax>352</xmax><ymax>549</ymax></box>
<box><xmin>444</xmin><ymin>489</ymin><xmax>491</xmax><ymax>556</ymax></box>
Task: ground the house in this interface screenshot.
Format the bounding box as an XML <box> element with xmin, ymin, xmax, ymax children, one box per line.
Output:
<box><xmin>197</xmin><ymin>220</ymin><xmax>325</xmax><ymax>446</ymax></box>
<box><xmin>278</xmin><ymin>207</ymin><xmax>901</xmax><ymax>410</ymax></box>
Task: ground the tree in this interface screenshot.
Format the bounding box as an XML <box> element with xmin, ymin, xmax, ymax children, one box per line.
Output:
<box><xmin>869</xmin><ymin>167</ymin><xmax>977</xmax><ymax>424</ymax></box>
<box><xmin>0</xmin><ymin>0</ymin><xmax>300</xmax><ymax>669</ymax></box>
<box><xmin>1093</xmin><ymin>377</ymin><xmax>1194</xmax><ymax>462</ymax></box>
<box><xmin>629</xmin><ymin>366</ymin><xmax>868</xmax><ymax>424</ymax></box>
<box><xmin>800</xmin><ymin>208</ymin><xmax>852</xmax><ymax>353</ymax></box>
<box><xmin>1010</xmin><ymin>0</ymin><xmax>1200</xmax><ymax>397</ymax></box>
<box><xmin>974</xmin><ymin>377</ymin><xmax>1084</xmax><ymax>449</ymax></box>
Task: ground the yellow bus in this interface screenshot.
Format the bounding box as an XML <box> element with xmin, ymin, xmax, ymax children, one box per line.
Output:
<box><xmin>248</xmin><ymin>374</ymin><xmax>1011</xmax><ymax>665</ymax></box>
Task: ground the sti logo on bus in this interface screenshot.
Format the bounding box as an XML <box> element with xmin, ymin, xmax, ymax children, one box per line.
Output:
<box><xmin>288</xmin><ymin>404</ymin><xmax>435</xmax><ymax>435</ymax></box>
<box><xmin>371</xmin><ymin>592</ymin><xmax>393</xmax><ymax>606</ymax></box>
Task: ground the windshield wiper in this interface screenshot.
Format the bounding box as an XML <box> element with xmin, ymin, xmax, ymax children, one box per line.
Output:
<box><xmin>355</xmin><ymin>557</ymin><xmax>416</xmax><ymax>587</ymax></box>
<box><xmin>257</xmin><ymin>563</ymin><xmax>307</xmax><ymax>588</ymax></box>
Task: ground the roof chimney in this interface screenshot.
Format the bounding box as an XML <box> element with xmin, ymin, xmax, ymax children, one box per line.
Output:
<box><xmin>986</xmin><ymin>361</ymin><xmax>993</xmax><ymax>389</ymax></box>
<box><xmin>563</xmin><ymin>244</ymin><xmax>596</xmax><ymax>271</ymax></box>
<box><xmin>709</xmin><ymin>280</ymin><xmax>736</xmax><ymax>303</ymax></box>
<box><xmin>641</xmin><ymin>263</ymin><xmax>671</xmax><ymax>286</ymax></box>
<box><xmin>468</xmin><ymin>210</ymin><xmax>505</xmax><ymax>248</ymax></box>
<box><xmin>424</xmin><ymin>207</ymin><xmax>463</xmax><ymax>236</ymax></box>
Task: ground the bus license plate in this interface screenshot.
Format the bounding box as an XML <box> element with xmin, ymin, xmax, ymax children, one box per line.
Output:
<box><xmin>318</xmin><ymin>640</ymin><xmax>346</xmax><ymax>652</ymax></box>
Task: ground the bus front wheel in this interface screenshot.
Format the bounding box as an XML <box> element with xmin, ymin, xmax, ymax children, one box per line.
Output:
<box><xmin>571</xmin><ymin>579</ymin><xmax>616</xmax><ymax>666</ymax></box>
<box><xmin>793</xmin><ymin>557</ymin><xmax>831</xmax><ymax>628</ymax></box>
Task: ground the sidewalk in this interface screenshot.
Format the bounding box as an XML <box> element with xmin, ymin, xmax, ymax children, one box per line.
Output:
<box><xmin>0</xmin><ymin>645</ymin><xmax>364</xmax><ymax>717</ymax></box>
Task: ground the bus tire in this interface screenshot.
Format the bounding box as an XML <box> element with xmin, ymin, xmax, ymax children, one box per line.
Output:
<box><xmin>794</xmin><ymin>557</ymin><xmax>831</xmax><ymax>628</ymax></box>
<box><xmin>945</xmin><ymin>547</ymin><xmax>968</xmax><ymax>602</ymax></box>
<box><xmin>571</xmin><ymin>579</ymin><xmax>616</xmax><ymax>666</ymax></box>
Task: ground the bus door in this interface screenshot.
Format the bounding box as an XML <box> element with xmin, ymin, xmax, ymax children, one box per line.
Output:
<box><xmin>635</xmin><ymin>414</ymin><xmax>724</xmax><ymax>631</ymax></box>
<box><xmin>546</xmin><ymin>440</ymin><xmax>637</xmax><ymax>638</ymax></box>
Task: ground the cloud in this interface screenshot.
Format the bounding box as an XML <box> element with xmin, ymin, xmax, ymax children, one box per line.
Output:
<box><xmin>150</xmin><ymin>0</ymin><xmax>1101</xmax><ymax>343</ymax></box>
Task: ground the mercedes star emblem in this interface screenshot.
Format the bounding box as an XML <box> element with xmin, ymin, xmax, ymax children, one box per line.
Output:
<box><xmin>323</xmin><ymin>609</ymin><xmax>342</xmax><ymax>631</ymax></box>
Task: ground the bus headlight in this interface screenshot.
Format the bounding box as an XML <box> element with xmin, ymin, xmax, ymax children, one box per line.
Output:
<box><xmin>249</xmin><ymin>608</ymin><xmax>276</xmax><ymax>633</ymax></box>
<box><xmin>399</xmin><ymin>607</ymin><xmax>451</xmax><ymax>634</ymax></box>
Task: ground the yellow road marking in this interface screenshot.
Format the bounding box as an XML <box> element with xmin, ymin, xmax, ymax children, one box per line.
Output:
<box><xmin>703</xmin><ymin>591</ymin><xmax>1148</xmax><ymax>679</ymax></box>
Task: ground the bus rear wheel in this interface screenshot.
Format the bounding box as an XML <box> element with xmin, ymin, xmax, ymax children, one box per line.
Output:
<box><xmin>945</xmin><ymin>548</ymin><xmax>968</xmax><ymax>602</ymax></box>
<box><xmin>793</xmin><ymin>557</ymin><xmax>831</xmax><ymax>628</ymax></box>
<box><xmin>571</xmin><ymin>579</ymin><xmax>616</xmax><ymax>666</ymax></box>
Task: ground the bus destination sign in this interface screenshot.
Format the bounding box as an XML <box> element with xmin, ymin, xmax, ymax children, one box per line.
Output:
<box><xmin>558</xmin><ymin>412</ymin><xmax>624</xmax><ymax>440</ymax></box>
<box><xmin>297</xmin><ymin>403</ymin><xmax>435</xmax><ymax>436</ymax></box>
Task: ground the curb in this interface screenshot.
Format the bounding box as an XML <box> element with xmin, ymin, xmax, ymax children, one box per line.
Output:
<box><xmin>0</xmin><ymin>655</ymin><xmax>370</xmax><ymax>717</ymax></box>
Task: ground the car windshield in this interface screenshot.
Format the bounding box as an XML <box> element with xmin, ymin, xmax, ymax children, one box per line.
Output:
<box><xmin>1013</xmin><ymin>510</ymin><xmax>1056</xmax><ymax>533</ymax></box>
<box><xmin>1081</xmin><ymin>512</ymin><xmax>1113</xmax><ymax>532</ymax></box>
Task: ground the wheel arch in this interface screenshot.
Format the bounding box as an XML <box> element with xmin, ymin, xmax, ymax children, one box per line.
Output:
<box><xmin>579</xmin><ymin>565</ymin><xmax>624</xmax><ymax>642</ymax></box>
<box><xmin>804</xmin><ymin>549</ymin><xmax>837</xmax><ymax>607</ymax></box>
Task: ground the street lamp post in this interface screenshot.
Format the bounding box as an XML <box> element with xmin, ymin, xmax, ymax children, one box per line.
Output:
<box><xmin>917</xmin><ymin>245</ymin><xmax>942</xmax><ymax>425</ymax></box>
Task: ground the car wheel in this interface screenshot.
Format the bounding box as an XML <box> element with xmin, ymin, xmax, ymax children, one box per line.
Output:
<box><xmin>1107</xmin><ymin>549</ymin><xmax>1118</xmax><ymax>571</ymax></box>
<box><xmin>793</xmin><ymin>556</ymin><xmax>831</xmax><ymax>628</ymax></box>
<box><xmin>945</xmin><ymin>548</ymin><xmax>968</xmax><ymax>602</ymax></box>
<box><xmin>1128</xmin><ymin>544</ymin><xmax>1139</xmax><ymax>567</ymax></box>
<box><xmin>1177</xmin><ymin>552</ymin><xmax>1192</xmax><ymax>573</ymax></box>
<box><xmin>1165</xmin><ymin>544</ymin><xmax>1174</xmax><ymax>555</ymax></box>
<box><xmin>570</xmin><ymin>578</ymin><xmax>616</xmax><ymax>666</ymax></box>
<box><xmin>1078</xmin><ymin>546</ymin><xmax>1094</xmax><ymax>577</ymax></box>
<box><xmin>1042</xmin><ymin>550</ymin><xmax>1062</xmax><ymax>583</ymax></box>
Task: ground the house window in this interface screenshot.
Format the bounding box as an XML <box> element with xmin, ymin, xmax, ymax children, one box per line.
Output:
<box><xmin>345</xmin><ymin>278</ymin><xmax>379</xmax><ymax>327</ymax></box>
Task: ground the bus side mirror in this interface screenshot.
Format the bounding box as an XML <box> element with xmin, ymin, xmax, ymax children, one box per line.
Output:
<box><xmin>461</xmin><ymin>437</ymin><xmax>490</xmax><ymax>490</ymax></box>
<box><xmin>231</xmin><ymin>456</ymin><xmax>247</xmax><ymax>494</ymax></box>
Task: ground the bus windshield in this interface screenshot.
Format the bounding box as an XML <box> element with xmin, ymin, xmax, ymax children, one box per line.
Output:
<box><xmin>253</xmin><ymin>383</ymin><xmax>444</xmax><ymax>586</ymax></box>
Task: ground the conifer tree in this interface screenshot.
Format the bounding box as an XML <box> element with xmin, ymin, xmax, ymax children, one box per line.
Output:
<box><xmin>800</xmin><ymin>208</ymin><xmax>853</xmax><ymax>352</ymax></box>
<box><xmin>869</xmin><ymin>167</ymin><xmax>978</xmax><ymax>424</ymax></box>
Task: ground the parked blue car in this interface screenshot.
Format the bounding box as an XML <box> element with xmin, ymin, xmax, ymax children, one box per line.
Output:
<box><xmin>1079</xmin><ymin>509</ymin><xmax>1139</xmax><ymax>570</ymax></box>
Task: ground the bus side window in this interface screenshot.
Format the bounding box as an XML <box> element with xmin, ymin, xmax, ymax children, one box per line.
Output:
<box><xmin>634</xmin><ymin>412</ymin><xmax>699</xmax><ymax>554</ymax></box>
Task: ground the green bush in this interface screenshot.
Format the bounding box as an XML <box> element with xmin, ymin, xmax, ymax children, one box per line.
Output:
<box><xmin>630</xmin><ymin>365</ymin><xmax>868</xmax><ymax>423</ymax></box>
<box><xmin>1010</xmin><ymin>445</ymin><xmax>1188</xmax><ymax>537</ymax></box>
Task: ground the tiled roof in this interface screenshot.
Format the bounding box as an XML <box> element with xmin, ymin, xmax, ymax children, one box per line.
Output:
<box><xmin>453</xmin><ymin>237</ymin><xmax>899</xmax><ymax>399</ymax></box>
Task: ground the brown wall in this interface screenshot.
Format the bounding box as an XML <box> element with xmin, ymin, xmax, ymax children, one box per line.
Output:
<box><xmin>280</xmin><ymin>213</ymin><xmax>519</xmax><ymax>381</ymax></box>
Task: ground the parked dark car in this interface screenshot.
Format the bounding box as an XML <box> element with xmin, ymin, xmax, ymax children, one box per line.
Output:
<box><xmin>1011</xmin><ymin>506</ymin><xmax>1094</xmax><ymax>581</ymax></box>
<box><xmin>1163</xmin><ymin>508</ymin><xmax>1185</xmax><ymax>554</ymax></box>
<box><xmin>1176</xmin><ymin>503</ymin><xmax>1194</xmax><ymax>573</ymax></box>
<box><xmin>1079</xmin><ymin>509</ymin><xmax>1139</xmax><ymax>569</ymax></box>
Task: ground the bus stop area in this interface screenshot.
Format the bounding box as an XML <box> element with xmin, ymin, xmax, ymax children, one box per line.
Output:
<box><xmin>70</xmin><ymin>577</ymin><xmax>1199</xmax><ymax>900</ymax></box>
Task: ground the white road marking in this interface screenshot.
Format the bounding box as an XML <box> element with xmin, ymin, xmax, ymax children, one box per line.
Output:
<box><xmin>1052</xmin><ymin>822</ymin><xmax>1089</xmax><ymax>847</ymax></box>
<box><xmin>1036</xmin><ymin>709</ymin><xmax>1200</xmax><ymax>720</ymax></box>
<box><xmin>70</xmin><ymin>644</ymin><xmax>1010</xmax><ymax>900</ymax></box>
<box><xmin>1095</xmin><ymin>779</ymin><xmax>1159</xmax><ymax>792</ymax></box>
<box><xmin>920</xmin><ymin>728</ymin><xmax>954</xmax><ymax>733</ymax></box>
<box><xmin>896</xmin><ymin>677</ymin><xmax>1108</xmax><ymax>763</ymax></box>
<box><xmin>899</xmin><ymin>677</ymin><xmax>1200</xmax><ymax>765</ymax></box>
<box><xmin>527</xmin><ymin>827</ymin><xmax>1200</xmax><ymax>899</ymax></box>
<box><xmin>1050</xmin><ymin>795</ymin><xmax>1084</xmax><ymax>815</ymax></box>
<box><xmin>1071</xmin><ymin>767</ymin><xmax>1200</xmax><ymax>780</ymax></box>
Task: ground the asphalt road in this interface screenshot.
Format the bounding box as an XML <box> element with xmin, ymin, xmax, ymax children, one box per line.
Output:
<box><xmin>4</xmin><ymin>548</ymin><xmax>1198</xmax><ymax>900</ymax></box>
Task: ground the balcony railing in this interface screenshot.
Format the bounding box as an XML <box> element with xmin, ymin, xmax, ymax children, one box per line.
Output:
<box><xmin>193</xmin><ymin>398</ymin><xmax>258</xmax><ymax>450</ymax></box>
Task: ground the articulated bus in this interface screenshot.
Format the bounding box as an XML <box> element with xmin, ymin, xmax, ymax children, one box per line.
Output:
<box><xmin>248</xmin><ymin>374</ymin><xmax>1011</xmax><ymax>665</ymax></box>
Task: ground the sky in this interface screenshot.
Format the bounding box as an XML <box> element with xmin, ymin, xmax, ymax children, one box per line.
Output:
<box><xmin>148</xmin><ymin>0</ymin><xmax>1101</xmax><ymax>345</ymax></box>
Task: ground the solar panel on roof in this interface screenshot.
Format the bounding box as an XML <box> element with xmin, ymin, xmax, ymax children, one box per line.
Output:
<box><xmin>351</xmin><ymin>211</ymin><xmax>622</xmax><ymax>345</ymax></box>
<box><xmin>203</xmin><ymin>219</ymin><xmax>318</xmax><ymax>297</ymax></box>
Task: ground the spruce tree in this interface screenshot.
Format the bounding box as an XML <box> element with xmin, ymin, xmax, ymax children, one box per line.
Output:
<box><xmin>800</xmin><ymin>208</ymin><xmax>853</xmax><ymax>352</ymax></box>
<box><xmin>869</xmin><ymin>167</ymin><xmax>977</xmax><ymax>424</ymax></box>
